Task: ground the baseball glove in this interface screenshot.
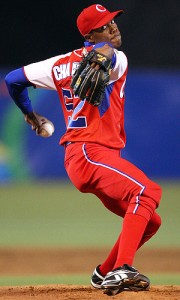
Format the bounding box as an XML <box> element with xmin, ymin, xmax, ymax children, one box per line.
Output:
<box><xmin>71</xmin><ymin>49</ymin><xmax>112</xmax><ymax>106</ymax></box>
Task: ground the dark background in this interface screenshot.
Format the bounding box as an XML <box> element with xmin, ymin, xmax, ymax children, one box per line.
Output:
<box><xmin>0</xmin><ymin>1</ymin><xmax>180</xmax><ymax>181</ymax></box>
<box><xmin>1</xmin><ymin>0</ymin><xmax>180</xmax><ymax>68</ymax></box>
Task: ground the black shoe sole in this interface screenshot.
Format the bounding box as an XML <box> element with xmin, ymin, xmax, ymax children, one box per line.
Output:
<box><xmin>102</xmin><ymin>279</ymin><xmax>150</xmax><ymax>296</ymax></box>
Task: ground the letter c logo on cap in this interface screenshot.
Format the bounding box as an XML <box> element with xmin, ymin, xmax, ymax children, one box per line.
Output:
<box><xmin>96</xmin><ymin>5</ymin><xmax>106</xmax><ymax>12</ymax></box>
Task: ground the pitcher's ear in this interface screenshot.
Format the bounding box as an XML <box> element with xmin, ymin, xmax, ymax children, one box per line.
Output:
<box><xmin>84</xmin><ymin>33</ymin><xmax>95</xmax><ymax>43</ymax></box>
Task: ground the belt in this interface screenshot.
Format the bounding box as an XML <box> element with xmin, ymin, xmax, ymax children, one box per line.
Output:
<box><xmin>64</xmin><ymin>141</ymin><xmax>74</xmax><ymax>148</ymax></box>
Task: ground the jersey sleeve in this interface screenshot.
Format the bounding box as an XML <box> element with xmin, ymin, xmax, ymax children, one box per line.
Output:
<box><xmin>109</xmin><ymin>50</ymin><xmax>128</xmax><ymax>84</ymax></box>
<box><xmin>5</xmin><ymin>67</ymin><xmax>34</xmax><ymax>114</ymax></box>
<box><xmin>24</xmin><ymin>55</ymin><xmax>64</xmax><ymax>90</ymax></box>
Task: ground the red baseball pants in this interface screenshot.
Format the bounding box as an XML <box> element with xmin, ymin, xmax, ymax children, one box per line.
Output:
<box><xmin>64</xmin><ymin>142</ymin><xmax>162</xmax><ymax>271</ymax></box>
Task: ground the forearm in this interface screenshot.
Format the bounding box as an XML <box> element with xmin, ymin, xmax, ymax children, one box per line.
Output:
<box><xmin>5</xmin><ymin>67</ymin><xmax>54</xmax><ymax>138</ymax></box>
<box><xmin>93</xmin><ymin>42</ymin><xmax>116</xmax><ymax>67</ymax></box>
<box><xmin>5</xmin><ymin>67</ymin><xmax>34</xmax><ymax>114</ymax></box>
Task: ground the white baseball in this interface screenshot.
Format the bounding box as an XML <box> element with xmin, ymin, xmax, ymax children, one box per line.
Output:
<box><xmin>39</xmin><ymin>122</ymin><xmax>55</xmax><ymax>137</ymax></box>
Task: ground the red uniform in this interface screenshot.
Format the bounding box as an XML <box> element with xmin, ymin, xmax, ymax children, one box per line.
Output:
<box><xmin>24</xmin><ymin>44</ymin><xmax>162</xmax><ymax>269</ymax></box>
<box><xmin>24</xmin><ymin>46</ymin><xmax>127</xmax><ymax>149</ymax></box>
<box><xmin>5</xmin><ymin>3</ymin><xmax>162</xmax><ymax>292</ymax></box>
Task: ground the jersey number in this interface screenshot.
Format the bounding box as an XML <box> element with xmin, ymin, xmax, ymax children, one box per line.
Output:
<box><xmin>62</xmin><ymin>88</ymin><xmax>87</xmax><ymax>128</ymax></box>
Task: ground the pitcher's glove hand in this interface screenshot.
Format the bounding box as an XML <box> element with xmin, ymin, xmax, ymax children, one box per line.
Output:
<box><xmin>71</xmin><ymin>49</ymin><xmax>112</xmax><ymax>106</ymax></box>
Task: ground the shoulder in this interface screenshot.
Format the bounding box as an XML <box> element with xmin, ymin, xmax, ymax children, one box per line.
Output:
<box><xmin>52</xmin><ymin>47</ymin><xmax>88</xmax><ymax>65</ymax></box>
<box><xmin>109</xmin><ymin>50</ymin><xmax>128</xmax><ymax>82</ymax></box>
<box><xmin>113</xmin><ymin>50</ymin><xmax>128</xmax><ymax>74</ymax></box>
<box><xmin>114</xmin><ymin>50</ymin><xmax>128</xmax><ymax>68</ymax></box>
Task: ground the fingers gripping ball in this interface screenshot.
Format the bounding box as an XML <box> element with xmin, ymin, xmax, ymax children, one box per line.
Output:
<box><xmin>25</xmin><ymin>112</ymin><xmax>55</xmax><ymax>138</ymax></box>
<box><xmin>38</xmin><ymin>122</ymin><xmax>55</xmax><ymax>137</ymax></box>
<box><xmin>71</xmin><ymin>50</ymin><xmax>112</xmax><ymax>106</ymax></box>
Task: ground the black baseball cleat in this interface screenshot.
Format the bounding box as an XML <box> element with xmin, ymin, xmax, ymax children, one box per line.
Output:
<box><xmin>101</xmin><ymin>264</ymin><xmax>150</xmax><ymax>296</ymax></box>
<box><xmin>90</xmin><ymin>265</ymin><xmax>105</xmax><ymax>289</ymax></box>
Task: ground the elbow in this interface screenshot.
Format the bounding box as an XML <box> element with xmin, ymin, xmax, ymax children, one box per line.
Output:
<box><xmin>5</xmin><ymin>68</ymin><xmax>33</xmax><ymax>90</ymax></box>
<box><xmin>4</xmin><ymin>67</ymin><xmax>27</xmax><ymax>89</ymax></box>
<box><xmin>5</xmin><ymin>72</ymin><xmax>13</xmax><ymax>88</ymax></box>
<box><xmin>5</xmin><ymin>69</ymin><xmax>20</xmax><ymax>90</ymax></box>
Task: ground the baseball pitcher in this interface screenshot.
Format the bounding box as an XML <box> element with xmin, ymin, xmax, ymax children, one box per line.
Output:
<box><xmin>5</xmin><ymin>4</ymin><xmax>162</xmax><ymax>296</ymax></box>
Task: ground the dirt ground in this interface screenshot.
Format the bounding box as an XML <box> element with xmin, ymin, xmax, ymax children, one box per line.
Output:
<box><xmin>0</xmin><ymin>247</ymin><xmax>179</xmax><ymax>299</ymax></box>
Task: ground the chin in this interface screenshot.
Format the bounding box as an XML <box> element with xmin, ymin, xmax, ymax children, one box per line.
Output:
<box><xmin>113</xmin><ymin>41</ymin><xmax>122</xmax><ymax>49</ymax></box>
<box><xmin>111</xmin><ymin>37</ymin><xmax>122</xmax><ymax>49</ymax></box>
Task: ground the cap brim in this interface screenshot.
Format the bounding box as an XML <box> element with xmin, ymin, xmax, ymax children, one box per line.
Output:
<box><xmin>92</xmin><ymin>10</ymin><xmax>123</xmax><ymax>31</ymax></box>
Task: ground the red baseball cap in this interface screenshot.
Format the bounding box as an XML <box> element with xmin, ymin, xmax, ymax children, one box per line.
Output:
<box><xmin>77</xmin><ymin>4</ymin><xmax>123</xmax><ymax>36</ymax></box>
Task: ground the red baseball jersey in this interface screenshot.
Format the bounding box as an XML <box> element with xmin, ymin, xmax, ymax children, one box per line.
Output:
<box><xmin>24</xmin><ymin>46</ymin><xmax>128</xmax><ymax>149</ymax></box>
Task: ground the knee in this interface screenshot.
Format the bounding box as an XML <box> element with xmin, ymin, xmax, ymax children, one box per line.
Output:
<box><xmin>149</xmin><ymin>212</ymin><xmax>162</xmax><ymax>235</ymax></box>
<box><xmin>156</xmin><ymin>184</ymin><xmax>162</xmax><ymax>204</ymax></box>
<box><xmin>147</xmin><ymin>181</ymin><xmax>162</xmax><ymax>208</ymax></box>
<box><xmin>153</xmin><ymin>213</ymin><xmax>162</xmax><ymax>232</ymax></box>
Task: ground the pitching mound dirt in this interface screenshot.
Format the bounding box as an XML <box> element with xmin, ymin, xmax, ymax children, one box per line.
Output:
<box><xmin>0</xmin><ymin>247</ymin><xmax>179</xmax><ymax>299</ymax></box>
<box><xmin>0</xmin><ymin>285</ymin><xmax>179</xmax><ymax>300</ymax></box>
